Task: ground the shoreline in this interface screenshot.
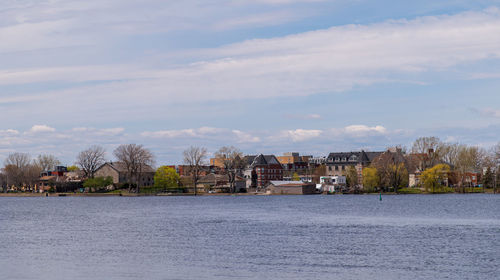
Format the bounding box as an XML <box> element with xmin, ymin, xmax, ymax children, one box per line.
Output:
<box><xmin>0</xmin><ymin>192</ymin><xmax>496</xmax><ymax>197</ymax></box>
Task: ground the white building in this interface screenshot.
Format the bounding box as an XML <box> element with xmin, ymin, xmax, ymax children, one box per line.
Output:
<box><xmin>317</xmin><ymin>176</ymin><xmax>346</xmax><ymax>193</ymax></box>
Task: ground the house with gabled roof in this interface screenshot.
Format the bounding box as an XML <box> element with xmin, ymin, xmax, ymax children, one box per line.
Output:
<box><xmin>325</xmin><ymin>150</ymin><xmax>383</xmax><ymax>185</ymax></box>
<box><xmin>243</xmin><ymin>154</ymin><xmax>283</xmax><ymax>189</ymax></box>
<box><xmin>94</xmin><ymin>162</ymin><xmax>155</xmax><ymax>187</ymax></box>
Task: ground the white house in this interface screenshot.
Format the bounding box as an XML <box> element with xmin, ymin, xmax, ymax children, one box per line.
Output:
<box><xmin>317</xmin><ymin>176</ymin><xmax>347</xmax><ymax>193</ymax></box>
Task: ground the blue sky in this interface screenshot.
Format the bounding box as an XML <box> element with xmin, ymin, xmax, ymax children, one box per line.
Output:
<box><xmin>1</xmin><ymin>0</ymin><xmax>500</xmax><ymax>165</ymax></box>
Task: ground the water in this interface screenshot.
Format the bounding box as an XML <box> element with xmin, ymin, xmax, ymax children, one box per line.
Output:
<box><xmin>0</xmin><ymin>194</ymin><xmax>499</xmax><ymax>280</ymax></box>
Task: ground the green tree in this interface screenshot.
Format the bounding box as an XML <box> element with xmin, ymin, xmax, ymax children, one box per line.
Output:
<box><xmin>83</xmin><ymin>176</ymin><xmax>113</xmax><ymax>192</ymax></box>
<box><xmin>420</xmin><ymin>164</ymin><xmax>450</xmax><ymax>193</ymax></box>
<box><xmin>482</xmin><ymin>167</ymin><xmax>494</xmax><ymax>189</ymax></box>
<box><xmin>362</xmin><ymin>167</ymin><xmax>379</xmax><ymax>192</ymax></box>
<box><xmin>292</xmin><ymin>172</ymin><xmax>301</xmax><ymax>181</ymax></box>
<box><xmin>154</xmin><ymin>166</ymin><xmax>180</xmax><ymax>191</ymax></box>
<box><xmin>67</xmin><ymin>165</ymin><xmax>80</xmax><ymax>172</ymax></box>
<box><xmin>392</xmin><ymin>163</ymin><xmax>409</xmax><ymax>192</ymax></box>
<box><xmin>346</xmin><ymin>166</ymin><xmax>358</xmax><ymax>191</ymax></box>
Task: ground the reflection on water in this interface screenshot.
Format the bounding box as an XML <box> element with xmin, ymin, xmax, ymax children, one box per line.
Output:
<box><xmin>0</xmin><ymin>194</ymin><xmax>499</xmax><ymax>280</ymax></box>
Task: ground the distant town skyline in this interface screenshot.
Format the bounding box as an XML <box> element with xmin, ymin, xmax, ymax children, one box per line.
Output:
<box><xmin>1</xmin><ymin>0</ymin><xmax>500</xmax><ymax>164</ymax></box>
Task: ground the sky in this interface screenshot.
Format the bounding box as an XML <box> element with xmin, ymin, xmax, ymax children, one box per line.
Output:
<box><xmin>1</xmin><ymin>0</ymin><xmax>500</xmax><ymax>165</ymax></box>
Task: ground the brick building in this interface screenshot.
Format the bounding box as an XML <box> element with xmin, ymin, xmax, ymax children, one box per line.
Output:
<box><xmin>243</xmin><ymin>154</ymin><xmax>283</xmax><ymax>189</ymax></box>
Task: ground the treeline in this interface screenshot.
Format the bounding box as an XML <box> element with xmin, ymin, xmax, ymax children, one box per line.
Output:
<box><xmin>1</xmin><ymin>137</ymin><xmax>499</xmax><ymax>194</ymax></box>
<box><xmin>0</xmin><ymin>153</ymin><xmax>63</xmax><ymax>192</ymax></box>
<box><xmin>361</xmin><ymin>137</ymin><xmax>500</xmax><ymax>193</ymax></box>
<box><xmin>0</xmin><ymin>144</ymin><xmax>155</xmax><ymax>193</ymax></box>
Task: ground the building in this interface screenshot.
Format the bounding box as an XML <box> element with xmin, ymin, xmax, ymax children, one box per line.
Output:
<box><xmin>243</xmin><ymin>154</ymin><xmax>283</xmax><ymax>189</ymax></box>
<box><xmin>94</xmin><ymin>162</ymin><xmax>155</xmax><ymax>187</ymax></box>
<box><xmin>276</xmin><ymin>152</ymin><xmax>312</xmax><ymax>165</ymax></box>
<box><xmin>325</xmin><ymin>151</ymin><xmax>383</xmax><ymax>184</ymax></box>
<box><xmin>276</xmin><ymin>152</ymin><xmax>312</xmax><ymax>174</ymax></box>
<box><xmin>174</xmin><ymin>165</ymin><xmax>214</xmax><ymax>177</ymax></box>
<box><xmin>464</xmin><ymin>172</ymin><xmax>480</xmax><ymax>187</ymax></box>
<box><xmin>266</xmin><ymin>181</ymin><xmax>316</xmax><ymax>195</ymax></box>
<box><xmin>209</xmin><ymin>157</ymin><xmax>225</xmax><ymax>169</ymax></box>
<box><xmin>316</xmin><ymin>176</ymin><xmax>347</xmax><ymax>193</ymax></box>
<box><xmin>40</xmin><ymin>165</ymin><xmax>68</xmax><ymax>177</ymax></box>
<box><xmin>308</xmin><ymin>156</ymin><xmax>327</xmax><ymax>166</ymax></box>
<box><xmin>197</xmin><ymin>174</ymin><xmax>246</xmax><ymax>193</ymax></box>
<box><xmin>37</xmin><ymin>166</ymin><xmax>84</xmax><ymax>192</ymax></box>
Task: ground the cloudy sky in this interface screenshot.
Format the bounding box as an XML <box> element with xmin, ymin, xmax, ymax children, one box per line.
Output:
<box><xmin>1</xmin><ymin>0</ymin><xmax>500</xmax><ymax>165</ymax></box>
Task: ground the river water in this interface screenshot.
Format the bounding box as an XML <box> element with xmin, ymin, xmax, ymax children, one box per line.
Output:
<box><xmin>0</xmin><ymin>194</ymin><xmax>498</xmax><ymax>280</ymax></box>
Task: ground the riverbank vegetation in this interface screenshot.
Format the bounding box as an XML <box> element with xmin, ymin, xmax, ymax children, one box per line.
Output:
<box><xmin>0</xmin><ymin>137</ymin><xmax>499</xmax><ymax>195</ymax></box>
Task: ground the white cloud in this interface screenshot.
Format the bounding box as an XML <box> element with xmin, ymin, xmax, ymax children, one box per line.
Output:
<box><xmin>198</xmin><ymin>127</ymin><xmax>225</xmax><ymax>134</ymax></box>
<box><xmin>232</xmin><ymin>130</ymin><xmax>261</xmax><ymax>143</ymax></box>
<box><xmin>141</xmin><ymin>129</ymin><xmax>197</xmax><ymax>138</ymax></box>
<box><xmin>141</xmin><ymin>127</ymin><xmax>225</xmax><ymax>139</ymax></box>
<box><xmin>71</xmin><ymin>127</ymin><xmax>124</xmax><ymax>136</ymax></box>
<box><xmin>0</xmin><ymin>0</ymin><xmax>322</xmax><ymax>55</ymax></box>
<box><xmin>285</xmin><ymin>129</ymin><xmax>323</xmax><ymax>142</ymax></box>
<box><xmin>29</xmin><ymin>125</ymin><xmax>56</xmax><ymax>133</ymax></box>
<box><xmin>97</xmin><ymin>128</ymin><xmax>125</xmax><ymax>135</ymax></box>
<box><xmin>343</xmin><ymin>125</ymin><xmax>387</xmax><ymax>136</ymax></box>
<box><xmin>1</xmin><ymin>123</ymin><xmax>499</xmax><ymax>165</ymax></box>
<box><xmin>3</xmin><ymin>8</ymin><xmax>500</xmax><ymax>111</ymax></box>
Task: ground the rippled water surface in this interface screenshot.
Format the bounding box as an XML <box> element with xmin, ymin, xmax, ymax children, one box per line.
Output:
<box><xmin>0</xmin><ymin>194</ymin><xmax>499</xmax><ymax>280</ymax></box>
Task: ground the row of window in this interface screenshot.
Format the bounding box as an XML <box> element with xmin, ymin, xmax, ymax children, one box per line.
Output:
<box><xmin>256</xmin><ymin>168</ymin><xmax>282</xmax><ymax>173</ymax></box>
<box><xmin>329</xmin><ymin>165</ymin><xmax>346</xmax><ymax>171</ymax></box>
<box><xmin>328</xmin><ymin>156</ymin><xmax>358</xmax><ymax>162</ymax></box>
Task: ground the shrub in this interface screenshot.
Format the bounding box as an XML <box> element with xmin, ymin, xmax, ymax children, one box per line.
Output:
<box><xmin>398</xmin><ymin>188</ymin><xmax>422</xmax><ymax>194</ymax></box>
<box><xmin>431</xmin><ymin>187</ymin><xmax>454</xmax><ymax>194</ymax></box>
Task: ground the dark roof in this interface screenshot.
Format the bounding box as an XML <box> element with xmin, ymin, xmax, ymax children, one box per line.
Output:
<box><xmin>365</xmin><ymin>152</ymin><xmax>384</xmax><ymax>161</ymax></box>
<box><xmin>245</xmin><ymin>154</ymin><xmax>281</xmax><ymax>168</ymax></box>
<box><xmin>326</xmin><ymin>150</ymin><xmax>383</xmax><ymax>165</ymax></box>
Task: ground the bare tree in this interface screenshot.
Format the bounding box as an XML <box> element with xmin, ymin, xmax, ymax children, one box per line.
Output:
<box><xmin>411</xmin><ymin>137</ymin><xmax>442</xmax><ymax>168</ymax></box>
<box><xmin>215</xmin><ymin>146</ymin><xmax>245</xmax><ymax>193</ymax></box>
<box><xmin>372</xmin><ymin>149</ymin><xmax>408</xmax><ymax>192</ymax></box>
<box><xmin>113</xmin><ymin>144</ymin><xmax>155</xmax><ymax>193</ymax></box>
<box><xmin>183</xmin><ymin>146</ymin><xmax>207</xmax><ymax>196</ymax></box>
<box><xmin>412</xmin><ymin>137</ymin><xmax>440</xmax><ymax>154</ymax></box>
<box><xmin>5</xmin><ymin>152</ymin><xmax>31</xmax><ymax>169</ymax></box>
<box><xmin>438</xmin><ymin>142</ymin><xmax>460</xmax><ymax>166</ymax></box>
<box><xmin>76</xmin><ymin>145</ymin><xmax>106</xmax><ymax>179</ymax></box>
<box><xmin>493</xmin><ymin>143</ymin><xmax>500</xmax><ymax>194</ymax></box>
<box><xmin>25</xmin><ymin>164</ymin><xmax>42</xmax><ymax>191</ymax></box>
<box><xmin>0</xmin><ymin>170</ymin><xmax>6</xmax><ymax>193</ymax></box>
<box><xmin>4</xmin><ymin>153</ymin><xmax>31</xmax><ymax>190</ymax></box>
<box><xmin>34</xmin><ymin>154</ymin><xmax>61</xmax><ymax>171</ymax></box>
<box><xmin>455</xmin><ymin>145</ymin><xmax>485</xmax><ymax>192</ymax></box>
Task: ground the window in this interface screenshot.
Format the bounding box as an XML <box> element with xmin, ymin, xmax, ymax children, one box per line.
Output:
<box><xmin>335</xmin><ymin>166</ymin><xmax>339</xmax><ymax>171</ymax></box>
